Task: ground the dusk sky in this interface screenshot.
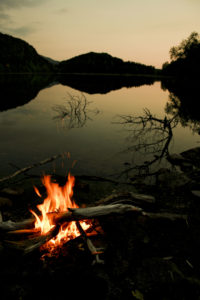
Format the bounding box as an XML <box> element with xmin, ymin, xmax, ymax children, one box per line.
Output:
<box><xmin>0</xmin><ymin>0</ymin><xmax>200</xmax><ymax>68</ymax></box>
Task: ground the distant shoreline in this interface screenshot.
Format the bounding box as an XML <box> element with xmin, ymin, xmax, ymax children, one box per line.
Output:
<box><xmin>0</xmin><ymin>72</ymin><xmax>172</xmax><ymax>79</ymax></box>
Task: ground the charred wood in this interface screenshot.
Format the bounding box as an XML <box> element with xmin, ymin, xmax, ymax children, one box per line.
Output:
<box><xmin>76</xmin><ymin>221</ymin><xmax>104</xmax><ymax>265</ymax></box>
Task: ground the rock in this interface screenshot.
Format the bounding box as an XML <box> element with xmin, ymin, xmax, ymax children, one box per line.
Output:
<box><xmin>123</xmin><ymin>162</ymin><xmax>131</xmax><ymax>166</ymax></box>
<box><xmin>76</xmin><ymin>182</ymin><xmax>90</xmax><ymax>192</ymax></box>
<box><xmin>0</xmin><ymin>242</ymin><xmax>4</xmax><ymax>254</ymax></box>
<box><xmin>191</xmin><ymin>190</ymin><xmax>200</xmax><ymax>198</ymax></box>
<box><xmin>157</xmin><ymin>168</ymin><xmax>171</xmax><ymax>175</ymax></box>
<box><xmin>180</xmin><ymin>162</ymin><xmax>193</xmax><ymax>172</ymax></box>
<box><xmin>0</xmin><ymin>187</ymin><xmax>24</xmax><ymax>196</ymax></box>
<box><xmin>0</xmin><ymin>196</ymin><xmax>12</xmax><ymax>208</ymax></box>
<box><xmin>156</xmin><ymin>168</ymin><xmax>171</xmax><ymax>181</ymax></box>
<box><xmin>181</xmin><ymin>147</ymin><xmax>200</xmax><ymax>165</ymax></box>
<box><xmin>157</xmin><ymin>169</ymin><xmax>191</xmax><ymax>189</ymax></box>
<box><xmin>166</xmin><ymin>153</ymin><xmax>190</xmax><ymax>165</ymax></box>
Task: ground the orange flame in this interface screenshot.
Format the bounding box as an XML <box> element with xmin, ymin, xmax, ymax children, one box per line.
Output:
<box><xmin>31</xmin><ymin>173</ymin><xmax>91</xmax><ymax>253</ymax></box>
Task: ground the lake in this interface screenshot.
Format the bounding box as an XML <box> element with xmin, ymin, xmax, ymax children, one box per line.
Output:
<box><xmin>0</xmin><ymin>75</ymin><xmax>199</xmax><ymax>181</ymax></box>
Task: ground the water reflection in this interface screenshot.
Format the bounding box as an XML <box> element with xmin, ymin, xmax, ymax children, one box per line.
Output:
<box><xmin>114</xmin><ymin>79</ymin><xmax>200</xmax><ymax>178</ymax></box>
<box><xmin>0</xmin><ymin>74</ymin><xmax>55</xmax><ymax>111</ymax></box>
<box><xmin>58</xmin><ymin>74</ymin><xmax>157</xmax><ymax>94</ymax></box>
<box><xmin>1</xmin><ymin>75</ymin><xmax>200</xmax><ymax>180</ymax></box>
<box><xmin>162</xmin><ymin>78</ymin><xmax>200</xmax><ymax>133</ymax></box>
<box><xmin>0</xmin><ymin>74</ymin><xmax>158</xmax><ymax>112</ymax></box>
<box><xmin>52</xmin><ymin>93</ymin><xmax>100</xmax><ymax>129</ymax></box>
<box><xmin>165</xmin><ymin>93</ymin><xmax>200</xmax><ymax>135</ymax></box>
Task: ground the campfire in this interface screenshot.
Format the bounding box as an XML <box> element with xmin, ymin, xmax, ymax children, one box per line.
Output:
<box><xmin>0</xmin><ymin>172</ymin><xmax>142</xmax><ymax>263</ymax></box>
<box><xmin>30</xmin><ymin>173</ymin><xmax>92</xmax><ymax>254</ymax></box>
<box><xmin>0</xmin><ymin>170</ymin><xmax>186</xmax><ymax>265</ymax></box>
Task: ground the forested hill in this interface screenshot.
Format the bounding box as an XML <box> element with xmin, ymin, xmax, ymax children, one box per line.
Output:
<box><xmin>0</xmin><ymin>32</ymin><xmax>158</xmax><ymax>75</ymax></box>
<box><xmin>161</xmin><ymin>32</ymin><xmax>200</xmax><ymax>78</ymax></box>
<box><xmin>0</xmin><ymin>33</ymin><xmax>157</xmax><ymax>75</ymax></box>
<box><xmin>58</xmin><ymin>52</ymin><xmax>157</xmax><ymax>75</ymax></box>
<box><xmin>0</xmin><ymin>32</ymin><xmax>53</xmax><ymax>73</ymax></box>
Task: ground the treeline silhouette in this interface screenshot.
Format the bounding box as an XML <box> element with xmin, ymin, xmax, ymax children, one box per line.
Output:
<box><xmin>1</xmin><ymin>31</ymin><xmax>200</xmax><ymax>79</ymax></box>
<box><xmin>161</xmin><ymin>32</ymin><xmax>200</xmax><ymax>78</ymax></box>
<box><xmin>0</xmin><ymin>32</ymin><xmax>157</xmax><ymax>75</ymax></box>
<box><xmin>58</xmin><ymin>52</ymin><xmax>157</xmax><ymax>75</ymax></box>
<box><xmin>160</xmin><ymin>32</ymin><xmax>200</xmax><ymax>126</ymax></box>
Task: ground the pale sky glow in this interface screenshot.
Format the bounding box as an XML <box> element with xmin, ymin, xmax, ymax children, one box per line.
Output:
<box><xmin>0</xmin><ymin>0</ymin><xmax>200</xmax><ymax>68</ymax></box>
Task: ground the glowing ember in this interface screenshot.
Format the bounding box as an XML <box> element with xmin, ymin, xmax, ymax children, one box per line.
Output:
<box><xmin>30</xmin><ymin>173</ymin><xmax>91</xmax><ymax>253</ymax></box>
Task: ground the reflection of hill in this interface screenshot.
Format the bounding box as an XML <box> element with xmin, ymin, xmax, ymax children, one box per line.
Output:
<box><xmin>58</xmin><ymin>74</ymin><xmax>157</xmax><ymax>94</ymax></box>
<box><xmin>0</xmin><ymin>74</ymin><xmax>55</xmax><ymax>111</ymax></box>
<box><xmin>0</xmin><ymin>74</ymin><xmax>158</xmax><ymax>112</ymax></box>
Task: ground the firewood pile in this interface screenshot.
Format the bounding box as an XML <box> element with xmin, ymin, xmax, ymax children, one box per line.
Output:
<box><xmin>0</xmin><ymin>191</ymin><xmax>187</xmax><ymax>254</ymax></box>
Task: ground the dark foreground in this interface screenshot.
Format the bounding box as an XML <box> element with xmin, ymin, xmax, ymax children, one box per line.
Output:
<box><xmin>1</xmin><ymin>147</ymin><xmax>200</xmax><ymax>299</ymax></box>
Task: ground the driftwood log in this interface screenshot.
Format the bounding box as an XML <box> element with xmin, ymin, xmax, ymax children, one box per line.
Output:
<box><xmin>96</xmin><ymin>191</ymin><xmax>156</xmax><ymax>210</ymax></box>
<box><xmin>53</xmin><ymin>203</ymin><xmax>142</xmax><ymax>224</ymax></box>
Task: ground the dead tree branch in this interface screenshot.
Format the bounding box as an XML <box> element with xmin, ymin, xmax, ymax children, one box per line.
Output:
<box><xmin>0</xmin><ymin>154</ymin><xmax>62</xmax><ymax>184</ymax></box>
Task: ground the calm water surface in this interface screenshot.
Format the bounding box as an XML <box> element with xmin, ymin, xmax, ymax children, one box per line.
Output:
<box><xmin>0</xmin><ymin>80</ymin><xmax>199</xmax><ymax>179</ymax></box>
